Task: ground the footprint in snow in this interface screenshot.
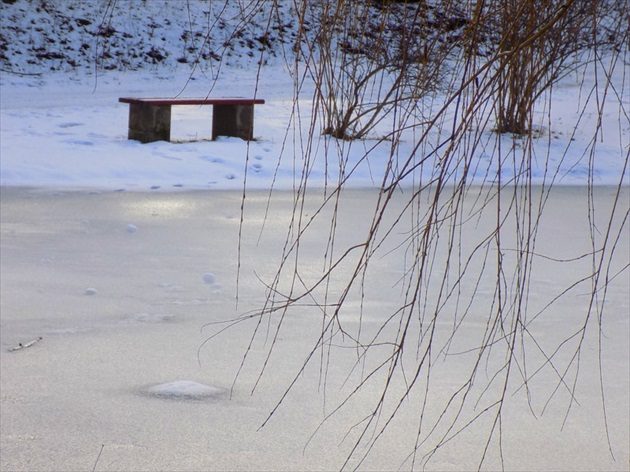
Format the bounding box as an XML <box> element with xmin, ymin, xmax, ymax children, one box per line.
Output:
<box><xmin>200</xmin><ymin>156</ymin><xmax>223</xmax><ymax>164</ymax></box>
<box><xmin>63</xmin><ymin>139</ymin><xmax>94</xmax><ymax>146</ymax></box>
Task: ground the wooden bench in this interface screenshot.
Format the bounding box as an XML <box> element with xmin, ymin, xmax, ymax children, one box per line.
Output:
<box><xmin>118</xmin><ymin>97</ymin><xmax>265</xmax><ymax>143</ymax></box>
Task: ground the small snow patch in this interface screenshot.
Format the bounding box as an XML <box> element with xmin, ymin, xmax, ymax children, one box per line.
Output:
<box><xmin>202</xmin><ymin>272</ymin><xmax>222</xmax><ymax>291</ymax></box>
<box><xmin>146</xmin><ymin>380</ymin><xmax>221</xmax><ymax>400</ymax></box>
<box><xmin>159</xmin><ymin>282</ymin><xmax>184</xmax><ymax>292</ymax></box>
<box><xmin>127</xmin><ymin>313</ymin><xmax>176</xmax><ymax>323</ymax></box>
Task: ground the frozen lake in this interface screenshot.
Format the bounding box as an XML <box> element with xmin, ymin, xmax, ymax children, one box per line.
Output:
<box><xmin>1</xmin><ymin>186</ymin><xmax>628</xmax><ymax>471</ymax></box>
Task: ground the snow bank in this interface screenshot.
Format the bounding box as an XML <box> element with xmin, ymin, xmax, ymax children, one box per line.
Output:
<box><xmin>146</xmin><ymin>380</ymin><xmax>222</xmax><ymax>399</ymax></box>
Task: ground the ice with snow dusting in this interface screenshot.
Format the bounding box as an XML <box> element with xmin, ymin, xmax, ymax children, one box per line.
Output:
<box><xmin>146</xmin><ymin>381</ymin><xmax>222</xmax><ymax>400</ymax></box>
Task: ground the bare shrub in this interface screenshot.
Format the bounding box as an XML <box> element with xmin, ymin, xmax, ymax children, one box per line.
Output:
<box><xmin>293</xmin><ymin>0</ymin><xmax>466</xmax><ymax>140</ymax></box>
<box><xmin>480</xmin><ymin>0</ymin><xmax>625</xmax><ymax>135</ymax></box>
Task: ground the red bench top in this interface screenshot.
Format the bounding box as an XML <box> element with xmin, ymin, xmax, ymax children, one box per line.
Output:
<box><xmin>119</xmin><ymin>97</ymin><xmax>265</xmax><ymax>106</ymax></box>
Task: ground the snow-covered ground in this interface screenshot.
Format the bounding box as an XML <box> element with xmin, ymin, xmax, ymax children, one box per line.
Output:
<box><xmin>1</xmin><ymin>60</ymin><xmax>628</xmax><ymax>190</ymax></box>
<box><xmin>1</xmin><ymin>0</ymin><xmax>628</xmax><ymax>190</ymax></box>
<box><xmin>1</xmin><ymin>1</ymin><xmax>629</xmax><ymax>471</ymax></box>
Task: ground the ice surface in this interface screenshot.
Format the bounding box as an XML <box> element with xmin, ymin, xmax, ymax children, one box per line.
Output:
<box><xmin>1</xmin><ymin>187</ymin><xmax>628</xmax><ymax>471</ymax></box>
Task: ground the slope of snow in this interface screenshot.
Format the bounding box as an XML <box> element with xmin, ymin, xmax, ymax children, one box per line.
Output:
<box><xmin>0</xmin><ymin>0</ymin><xmax>296</xmax><ymax>73</ymax></box>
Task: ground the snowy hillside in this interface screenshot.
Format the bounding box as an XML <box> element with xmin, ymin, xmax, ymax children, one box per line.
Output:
<box><xmin>2</xmin><ymin>0</ymin><xmax>623</xmax><ymax>75</ymax></box>
<box><xmin>0</xmin><ymin>0</ymin><xmax>300</xmax><ymax>73</ymax></box>
<box><xmin>1</xmin><ymin>0</ymin><xmax>485</xmax><ymax>75</ymax></box>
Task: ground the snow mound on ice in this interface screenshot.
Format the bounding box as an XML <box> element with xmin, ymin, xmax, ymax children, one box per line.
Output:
<box><xmin>202</xmin><ymin>272</ymin><xmax>217</xmax><ymax>284</ymax></box>
<box><xmin>145</xmin><ymin>380</ymin><xmax>222</xmax><ymax>399</ymax></box>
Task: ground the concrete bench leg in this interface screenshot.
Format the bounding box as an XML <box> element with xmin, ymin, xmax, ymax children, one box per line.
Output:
<box><xmin>127</xmin><ymin>103</ymin><xmax>171</xmax><ymax>143</ymax></box>
<box><xmin>212</xmin><ymin>104</ymin><xmax>255</xmax><ymax>141</ymax></box>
